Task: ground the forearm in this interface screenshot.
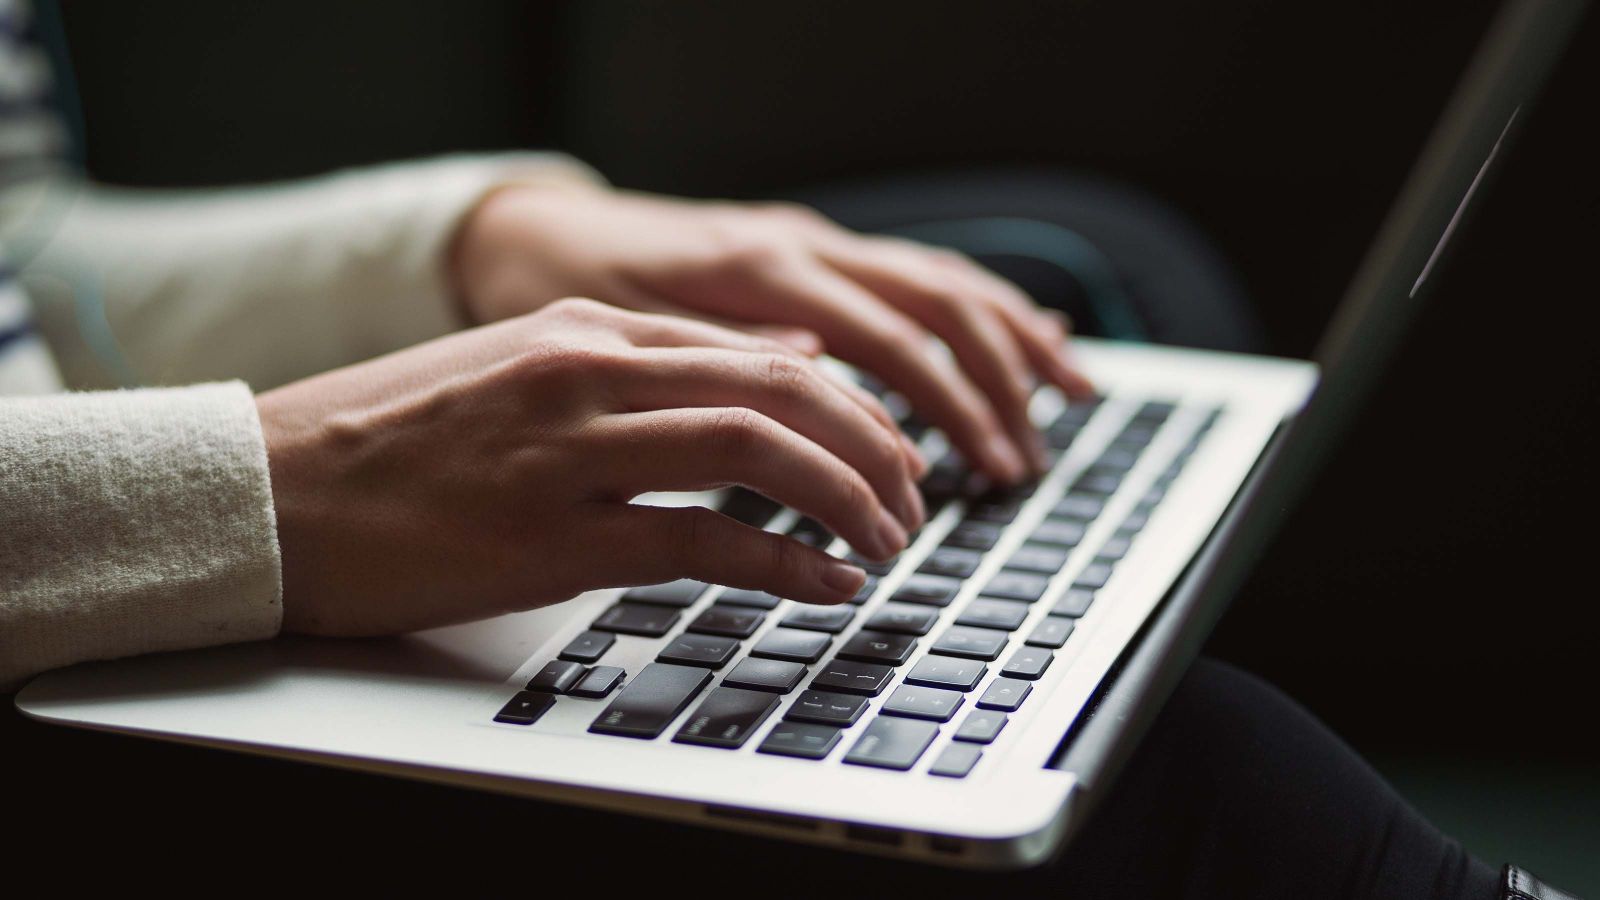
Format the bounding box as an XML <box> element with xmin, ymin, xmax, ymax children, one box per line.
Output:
<box><xmin>13</xmin><ymin>153</ymin><xmax>601</xmax><ymax>390</ymax></box>
<box><xmin>0</xmin><ymin>383</ymin><xmax>281</xmax><ymax>690</ymax></box>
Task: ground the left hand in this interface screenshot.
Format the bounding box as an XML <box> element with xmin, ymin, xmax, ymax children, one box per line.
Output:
<box><xmin>449</xmin><ymin>184</ymin><xmax>1096</xmax><ymax>484</ymax></box>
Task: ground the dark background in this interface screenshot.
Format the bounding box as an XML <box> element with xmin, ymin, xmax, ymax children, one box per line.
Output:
<box><xmin>12</xmin><ymin>0</ymin><xmax>1597</xmax><ymax>888</ymax></box>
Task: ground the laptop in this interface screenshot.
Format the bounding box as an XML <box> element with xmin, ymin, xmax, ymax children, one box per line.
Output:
<box><xmin>15</xmin><ymin>0</ymin><xmax>1583</xmax><ymax>870</ymax></box>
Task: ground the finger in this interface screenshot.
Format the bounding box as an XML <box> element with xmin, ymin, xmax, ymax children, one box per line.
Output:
<box><xmin>603</xmin><ymin>504</ymin><xmax>866</xmax><ymax>605</ymax></box>
<box><xmin>588</xmin><ymin>407</ymin><xmax>910</xmax><ymax>560</ymax></box>
<box><xmin>595</xmin><ymin>285</ymin><xmax>828</xmax><ymax>356</ymax></box>
<box><xmin>616</xmin><ymin>348</ymin><xmax>924</xmax><ymax>528</ymax></box>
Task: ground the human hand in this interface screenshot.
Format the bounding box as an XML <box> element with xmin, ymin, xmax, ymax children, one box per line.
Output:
<box><xmin>257</xmin><ymin>298</ymin><xmax>924</xmax><ymax>636</ymax></box>
<box><xmin>450</xmin><ymin>185</ymin><xmax>1096</xmax><ymax>484</ymax></box>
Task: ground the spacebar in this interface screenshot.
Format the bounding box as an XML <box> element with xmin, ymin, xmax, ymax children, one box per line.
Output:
<box><xmin>589</xmin><ymin>663</ymin><xmax>712</xmax><ymax>739</ymax></box>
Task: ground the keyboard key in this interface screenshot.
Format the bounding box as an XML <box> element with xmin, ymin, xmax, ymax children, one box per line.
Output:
<box><xmin>905</xmin><ymin>655</ymin><xmax>987</xmax><ymax>692</ymax></box>
<box><xmin>559</xmin><ymin>630</ymin><xmax>615</xmax><ymax>664</ymax></box>
<box><xmin>846</xmin><ymin>552</ymin><xmax>898</xmax><ymax>577</ymax></box>
<box><xmin>917</xmin><ymin>547</ymin><xmax>983</xmax><ymax>579</ymax></box>
<box><xmin>956</xmin><ymin>598</ymin><xmax>1031</xmax><ymax>631</ymax></box>
<box><xmin>976</xmin><ymin>677</ymin><xmax>1034</xmax><ymax>711</ymax></box>
<box><xmin>864</xmin><ymin>603</ymin><xmax>939</xmax><ymax>636</ymax></box>
<box><xmin>881</xmin><ymin>684</ymin><xmax>965</xmax><ymax>722</ymax></box>
<box><xmin>716</xmin><ymin>588</ymin><xmax>783</xmax><ymax>610</ymax></box>
<box><xmin>892</xmin><ymin>573</ymin><xmax>962</xmax><ymax>607</ymax></box>
<box><xmin>673</xmin><ymin>687</ymin><xmax>780</xmax><ymax>748</ymax></box>
<box><xmin>527</xmin><ymin>660</ymin><xmax>586</xmax><ymax>694</ymax></box>
<box><xmin>1072</xmin><ymin>472</ymin><xmax>1123</xmax><ymax>496</ymax></box>
<box><xmin>1135</xmin><ymin>400</ymin><xmax>1177</xmax><ymax>422</ymax></box>
<box><xmin>785</xmin><ymin>689</ymin><xmax>870</xmax><ymax>727</ymax></box>
<box><xmin>1001</xmin><ymin>646</ymin><xmax>1053</xmax><ymax>680</ymax></box>
<box><xmin>1073</xmin><ymin>561</ymin><xmax>1115</xmax><ymax>590</ymax></box>
<box><xmin>623</xmin><ymin>580</ymin><xmax>707</xmax><ymax>608</ymax></box>
<box><xmin>589</xmin><ymin>663</ymin><xmax>712</xmax><ymax>738</ymax></box>
<box><xmin>721</xmin><ymin>658</ymin><xmax>807</xmax><ymax>694</ymax></box>
<box><xmin>593</xmin><ymin>602</ymin><xmax>681</xmax><ymax>637</ymax></box>
<box><xmin>983</xmin><ymin>570</ymin><xmax>1051</xmax><ymax>604</ymax></box>
<box><xmin>657</xmin><ymin>633</ymin><xmax>741</xmax><ymax>669</ymax></box>
<box><xmin>849</xmin><ymin>575</ymin><xmax>880</xmax><ymax>605</ymax></box>
<box><xmin>930</xmin><ymin>625</ymin><xmax>1009</xmax><ymax>661</ymax></box>
<box><xmin>838</xmin><ymin>630</ymin><xmax>918</xmax><ymax>666</ymax></box>
<box><xmin>1026</xmin><ymin>616</ymin><xmax>1076</xmax><ymax>648</ymax></box>
<box><xmin>1008</xmin><ymin>542</ymin><xmax>1070</xmax><ymax>574</ymax></box>
<box><xmin>570</xmin><ymin>665</ymin><xmax>625</xmax><ymax>698</ymax></box>
<box><xmin>1031</xmin><ymin>518</ymin><xmax>1087</xmax><ymax>547</ymax></box>
<box><xmin>966</xmin><ymin>498</ymin><xmax>1024</xmax><ymax>524</ymax></box>
<box><xmin>810</xmin><ymin>660</ymin><xmax>895</xmax><ymax>696</ymax></box>
<box><xmin>1120</xmin><ymin>509</ymin><xmax>1150</xmax><ymax>533</ymax></box>
<box><xmin>781</xmin><ymin>604</ymin><xmax>856</xmax><ymax>633</ymax></box>
<box><xmin>844</xmin><ymin>716</ymin><xmax>940</xmax><ymax>770</ymax></box>
<box><xmin>494</xmin><ymin>691</ymin><xmax>555</xmax><ymax>725</ymax></box>
<box><xmin>954</xmin><ymin>709</ymin><xmax>1008</xmax><ymax>743</ymax></box>
<box><xmin>719</xmin><ymin>488</ymin><xmax>782</xmax><ymax>528</ymax></box>
<box><xmin>1053</xmin><ymin>494</ymin><xmax>1105</xmax><ymax>520</ymax></box>
<box><xmin>929</xmin><ymin>742</ymin><xmax>983</xmax><ymax>778</ymax></box>
<box><xmin>943</xmin><ymin>520</ymin><xmax>1003</xmax><ymax>551</ymax></box>
<box><xmin>1096</xmin><ymin>446</ymin><xmax>1141</xmax><ymax>471</ymax></box>
<box><xmin>758</xmin><ymin>722</ymin><xmax>843</xmax><ymax>760</ymax></box>
<box><xmin>687</xmin><ymin>605</ymin><xmax>765</xmax><ymax>638</ymax></box>
<box><xmin>750</xmin><ymin>628</ymin><xmax>832</xmax><ymax>663</ymax></box>
<box><xmin>788</xmin><ymin>517</ymin><xmax>834</xmax><ymax>547</ymax></box>
<box><xmin>1097</xmin><ymin>535</ymin><xmax>1133</xmax><ymax>561</ymax></box>
<box><xmin>1051</xmin><ymin>589</ymin><xmax>1095</xmax><ymax>618</ymax></box>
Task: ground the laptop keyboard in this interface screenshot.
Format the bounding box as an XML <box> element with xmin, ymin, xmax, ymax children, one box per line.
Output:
<box><xmin>493</xmin><ymin>393</ymin><xmax>1222</xmax><ymax>776</ymax></box>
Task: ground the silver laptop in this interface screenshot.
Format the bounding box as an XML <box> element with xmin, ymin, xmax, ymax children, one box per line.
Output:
<box><xmin>15</xmin><ymin>0</ymin><xmax>1581</xmax><ymax>870</ymax></box>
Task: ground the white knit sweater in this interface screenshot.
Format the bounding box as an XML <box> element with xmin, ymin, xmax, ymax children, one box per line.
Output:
<box><xmin>0</xmin><ymin>152</ymin><xmax>598</xmax><ymax>690</ymax></box>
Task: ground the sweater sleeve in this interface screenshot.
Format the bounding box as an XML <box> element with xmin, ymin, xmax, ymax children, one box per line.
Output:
<box><xmin>0</xmin><ymin>381</ymin><xmax>281</xmax><ymax>691</ymax></box>
<box><xmin>14</xmin><ymin>152</ymin><xmax>602</xmax><ymax>391</ymax></box>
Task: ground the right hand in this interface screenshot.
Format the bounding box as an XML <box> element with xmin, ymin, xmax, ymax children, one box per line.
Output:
<box><xmin>256</xmin><ymin>298</ymin><xmax>926</xmax><ymax>637</ymax></box>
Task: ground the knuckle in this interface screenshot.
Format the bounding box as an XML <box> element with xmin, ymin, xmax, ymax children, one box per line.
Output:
<box><xmin>760</xmin><ymin>354</ymin><xmax>813</xmax><ymax>405</ymax></box>
<box><xmin>543</xmin><ymin>296</ymin><xmax>609</xmax><ymax>320</ymax></box>
<box><xmin>705</xmin><ymin>407</ymin><xmax>768</xmax><ymax>454</ymax></box>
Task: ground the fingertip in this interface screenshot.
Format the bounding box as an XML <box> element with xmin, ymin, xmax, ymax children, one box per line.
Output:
<box><xmin>984</xmin><ymin>433</ymin><xmax>1029</xmax><ymax>485</ymax></box>
<box><xmin>820</xmin><ymin>559</ymin><xmax>867</xmax><ymax>599</ymax></box>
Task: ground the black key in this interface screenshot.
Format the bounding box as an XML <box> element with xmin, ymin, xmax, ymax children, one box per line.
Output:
<box><xmin>527</xmin><ymin>660</ymin><xmax>586</xmax><ymax>694</ymax></box>
<box><xmin>1001</xmin><ymin>646</ymin><xmax>1053</xmax><ymax>680</ymax></box>
<box><xmin>847</xmin><ymin>552</ymin><xmax>898</xmax><ymax>577</ymax></box>
<box><xmin>570</xmin><ymin>665</ymin><xmax>625</xmax><ymax>699</ymax></box>
<box><xmin>781</xmin><ymin>605</ymin><xmax>856</xmax><ymax>634</ymax></box>
<box><xmin>788</xmin><ymin>517</ymin><xmax>834</xmax><ymax>548</ymax></box>
<box><xmin>966</xmin><ymin>498</ymin><xmax>1024</xmax><ymax>524</ymax></box>
<box><xmin>929</xmin><ymin>742</ymin><xmax>983</xmax><ymax>778</ymax></box>
<box><xmin>673</xmin><ymin>687</ymin><xmax>780</xmax><ymax>749</ymax></box>
<box><xmin>687</xmin><ymin>605</ymin><xmax>765</xmax><ymax>638</ymax></box>
<box><xmin>494</xmin><ymin>691</ymin><xmax>555</xmax><ymax>725</ymax></box>
<box><xmin>954</xmin><ymin>709</ymin><xmax>1008</xmax><ymax>743</ymax></box>
<box><xmin>848</xmin><ymin>575</ymin><xmax>880</xmax><ymax>605</ymax></box>
<box><xmin>892</xmin><ymin>573</ymin><xmax>962</xmax><ymax>607</ymax></box>
<box><xmin>956</xmin><ymin>598</ymin><xmax>1031</xmax><ymax>631</ymax></box>
<box><xmin>1097</xmin><ymin>535</ymin><xmax>1133</xmax><ymax>561</ymax></box>
<box><xmin>919</xmin><ymin>463</ymin><xmax>969</xmax><ymax>504</ymax></box>
<box><xmin>810</xmin><ymin>660</ymin><xmax>895</xmax><ymax>696</ymax></box>
<box><xmin>785</xmin><ymin>689</ymin><xmax>869</xmax><ymax>727</ymax></box>
<box><xmin>1051</xmin><ymin>402</ymin><xmax>1099</xmax><ymax>429</ymax></box>
<box><xmin>983</xmin><ymin>570</ymin><xmax>1050</xmax><ymax>603</ymax></box>
<box><xmin>1135</xmin><ymin>400</ymin><xmax>1177</xmax><ymax>422</ymax></box>
<box><xmin>837</xmin><ymin>630</ymin><xmax>918</xmax><ymax>666</ymax></box>
<box><xmin>1008</xmin><ymin>542</ymin><xmax>1070</xmax><ymax>574</ymax></box>
<box><xmin>1072</xmin><ymin>472</ymin><xmax>1123</xmax><ymax>496</ymax></box>
<box><xmin>1026</xmin><ymin>616</ymin><xmax>1076</xmax><ymax>648</ymax></box>
<box><xmin>843</xmin><ymin>716</ymin><xmax>940</xmax><ymax>770</ymax></box>
<box><xmin>589</xmin><ymin>663</ymin><xmax>712</xmax><ymax>738</ymax></box>
<box><xmin>1120</xmin><ymin>509</ymin><xmax>1150</xmax><ymax>533</ymax></box>
<box><xmin>593</xmin><ymin>602</ymin><xmax>681</xmax><ymax>637</ymax></box>
<box><xmin>1045</xmin><ymin>423</ymin><xmax>1080</xmax><ymax>450</ymax></box>
<box><xmin>716</xmin><ymin>588</ymin><xmax>783</xmax><ymax>610</ymax></box>
<box><xmin>1031</xmin><ymin>517</ymin><xmax>1087</xmax><ymax>547</ymax></box>
<box><xmin>1073</xmin><ymin>561</ymin><xmax>1115</xmax><ymax>590</ymax></box>
<box><xmin>930</xmin><ymin>625</ymin><xmax>1009</xmax><ymax>661</ymax></box>
<box><xmin>657</xmin><ymin>633</ymin><xmax>741</xmax><ymax>669</ymax></box>
<box><xmin>976</xmin><ymin>677</ymin><xmax>1034</xmax><ymax>711</ymax></box>
<box><xmin>623</xmin><ymin>580</ymin><xmax>707</xmax><ymax>608</ymax></box>
<box><xmin>943</xmin><ymin>520</ymin><xmax>1003</xmax><ymax>551</ymax></box>
<box><xmin>719</xmin><ymin>488</ymin><xmax>782</xmax><ymax>528</ymax></box>
<box><xmin>864</xmin><ymin>603</ymin><xmax>939</xmax><ymax>636</ymax></box>
<box><xmin>1053</xmin><ymin>494</ymin><xmax>1105</xmax><ymax>520</ymax></box>
<box><xmin>1117</xmin><ymin>424</ymin><xmax>1160</xmax><ymax>446</ymax></box>
<box><xmin>881</xmin><ymin>684</ymin><xmax>965</xmax><ymax>722</ymax></box>
<box><xmin>905</xmin><ymin>655</ymin><xmax>987</xmax><ymax>692</ymax></box>
<box><xmin>559</xmin><ymin>630</ymin><xmax>615</xmax><ymax>664</ymax></box>
<box><xmin>758</xmin><ymin>722</ymin><xmax>843</xmax><ymax>760</ymax></box>
<box><xmin>1051</xmin><ymin>589</ymin><xmax>1095</xmax><ymax>618</ymax></box>
<box><xmin>750</xmin><ymin>628</ymin><xmax>831</xmax><ymax>663</ymax></box>
<box><xmin>1095</xmin><ymin>446</ymin><xmax>1141</xmax><ymax>471</ymax></box>
<box><xmin>721</xmin><ymin>658</ymin><xmax>807</xmax><ymax>694</ymax></box>
<box><xmin>917</xmin><ymin>546</ymin><xmax>983</xmax><ymax>579</ymax></box>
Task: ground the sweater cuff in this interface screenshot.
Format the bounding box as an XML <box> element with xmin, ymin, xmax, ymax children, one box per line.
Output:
<box><xmin>0</xmin><ymin>382</ymin><xmax>281</xmax><ymax>690</ymax></box>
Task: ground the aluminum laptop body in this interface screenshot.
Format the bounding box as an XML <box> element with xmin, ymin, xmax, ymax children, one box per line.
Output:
<box><xmin>15</xmin><ymin>0</ymin><xmax>1582</xmax><ymax>871</ymax></box>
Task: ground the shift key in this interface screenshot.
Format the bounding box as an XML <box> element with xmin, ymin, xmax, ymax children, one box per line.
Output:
<box><xmin>589</xmin><ymin>663</ymin><xmax>711</xmax><ymax>738</ymax></box>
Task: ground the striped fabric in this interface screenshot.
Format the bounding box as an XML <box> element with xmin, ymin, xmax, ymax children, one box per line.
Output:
<box><xmin>0</xmin><ymin>0</ymin><xmax>66</xmax><ymax>394</ymax></box>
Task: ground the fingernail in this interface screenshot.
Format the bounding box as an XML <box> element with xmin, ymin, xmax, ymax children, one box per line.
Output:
<box><xmin>821</xmin><ymin>560</ymin><xmax>867</xmax><ymax>596</ymax></box>
<box><xmin>875</xmin><ymin>508</ymin><xmax>909</xmax><ymax>558</ymax></box>
<box><xmin>988</xmin><ymin>435</ymin><xmax>1028</xmax><ymax>484</ymax></box>
<box><xmin>901</xmin><ymin>433</ymin><xmax>929</xmax><ymax>478</ymax></box>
